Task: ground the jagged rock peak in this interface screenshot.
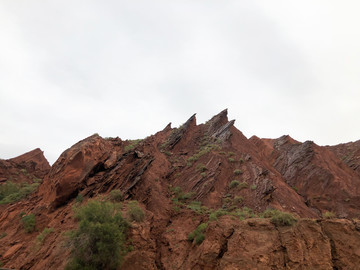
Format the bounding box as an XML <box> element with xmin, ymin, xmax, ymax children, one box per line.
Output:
<box><xmin>206</xmin><ymin>109</ymin><xmax>228</xmax><ymax>131</ymax></box>
<box><xmin>205</xmin><ymin>109</ymin><xmax>235</xmax><ymax>142</ymax></box>
<box><xmin>164</xmin><ymin>113</ymin><xmax>197</xmax><ymax>150</ymax></box>
<box><xmin>162</xmin><ymin>122</ymin><xmax>172</xmax><ymax>132</ymax></box>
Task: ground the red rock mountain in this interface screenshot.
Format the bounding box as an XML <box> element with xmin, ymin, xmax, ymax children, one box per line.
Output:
<box><xmin>1</xmin><ymin>110</ymin><xmax>360</xmax><ymax>269</ymax></box>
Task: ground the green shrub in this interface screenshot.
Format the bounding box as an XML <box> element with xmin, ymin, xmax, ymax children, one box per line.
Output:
<box><xmin>250</xmin><ymin>185</ymin><xmax>257</xmax><ymax>190</ymax></box>
<box><xmin>238</xmin><ymin>182</ymin><xmax>249</xmax><ymax>190</ymax></box>
<box><xmin>108</xmin><ymin>190</ymin><xmax>123</xmax><ymax>202</ymax></box>
<box><xmin>75</xmin><ymin>194</ymin><xmax>84</xmax><ymax>203</ymax></box>
<box><xmin>33</xmin><ymin>178</ymin><xmax>43</xmax><ymax>184</ymax></box>
<box><xmin>21</xmin><ymin>213</ymin><xmax>36</xmax><ymax>233</ymax></box>
<box><xmin>171</xmin><ymin>186</ymin><xmax>194</xmax><ymax>203</ymax></box>
<box><xmin>187</xmin><ymin>144</ymin><xmax>220</xmax><ymax>166</ymax></box>
<box><xmin>0</xmin><ymin>232</ymin><xmax>7</xmax><ymax>239</ymax></box>
<box><xmin>228</xmin><ymin>158</ymin><xmax>235</xmax><ymax>163</ymax></box>
<box><xmin>188</xmin><ymin>223</ymin><xmax>207</xmax><ymax>245</ymax></box>
<box><xmin>323</xmin><ymin>211</ymin><xmax>336</xmax><ymax>219</ymax></box>
<box><xmin>235</xmin><ymin>207</ymin><xmax>256</xmax><ymax>220</ymax></box>
<box><xmin>229</xmin><ymin>180</ymin><xmax>240</xmax><ymax>189</ymax></box>
<box><xmin>124</xmin><ymin>139</ymin><xmax>142</xmax><ymax>152</ymax></box>
<box><xmin>0</xmin><ymin>181</ymin><xmax>39</xmax><ymax>204</ymax></box>
<box><xmin>228</xmin><ymin>152</ymin><xmax>235</xmax><ymax>157</ymax></box>
<box><xmin>127</xmin><ymin>201</ymin><xmax>145</xmax><ymax>222</ymax></box>
<box><xmin>233</xmin><ymin>169</ymin><xmax>242</xmax><ymax>175</ymax></box>
<box><xmin>195</xmin><ymin>233</ymin><xmax>205</xmax><ymax>245</ymax></box>
<box><xmin>35</xmin><ymin>227</ymin><xmax>54</xmax><ymax>246</ymax></box>
<box><xmin>65</xmin><ymin>200</ymin><xmax>129</xmax><ymax>270</ymax></box>
<box><xmin>234</xmin><ymin>196</ymin><xmax>244</xmax><ymax>204</ymax></box>
<box><xmin>209</xmin><ymin>212</ymin><xmax>218</xmax><ymax>221</ymax></box>
<box><xmin>196</xmin><ymin>164</ymin><xmax>207</xmax><ymax>172</ymax></box>
<box><xmin>267</xmin><ymin>210</ymin><xmax>297</xmax><ymax>226</ymax></box>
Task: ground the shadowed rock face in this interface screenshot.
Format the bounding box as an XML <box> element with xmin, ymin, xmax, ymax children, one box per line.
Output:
<box><xmin>1</xmin><ymin>110</ymin><xmax>360</xmax><ymax>269</ymax></box>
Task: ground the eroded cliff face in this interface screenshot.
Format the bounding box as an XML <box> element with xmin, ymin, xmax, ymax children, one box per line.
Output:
<box><xmin>1</xmin><ymin>110</ymin><xmax>360</xmax><ymax>270</ymax></box>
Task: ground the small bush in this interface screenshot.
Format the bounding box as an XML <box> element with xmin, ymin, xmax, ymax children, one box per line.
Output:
<box><xmin>108</xmin><ymin>190</ymin><xmax>123</xmax><ymax>202</ymax></box>
<box><xmin>35</xmin><ymin>227</ymin><xmax>54</xmax><ymax>247</ymax></box>
<box><xmin>196</xmin><ymin>164</ymin><xmax>207</xmax><ymax>172</ymax></box>
<box><xmin>229</xmin><ymin>180</ymin><xmax>240</xmax><ymax>189</ymax></box>
<box><xmin>21</xmin><ymin>213</ymin><xmax>36</xmax><ymax>233</ymax></box>
<box><xmin>127</xmin><ymin>201</ymin><xmax>145</xmax><ymax>222</ymax></box>
<box><xmin>66</xmin><ymin>200</ymin><xmax>129</xmax><ymax>270</ymax></box>
<box><xmin>0</xmin><ymin>232</ymin><xmax>7</xmax><ymax>239</ymax></box>
<box><xmin>124</xmin><ymin>139</ymin><xmax>142</xmax><ymax>152</ymax></box>
<box><xmin>200</xmin><ymin>172</ymin><xmax>206</xmax><ymax>177</ymax></box>
<box><xmin>234</xmin><ymin>195</ymin><xmax>244</xmax><ymax>204</ymax></box>
<box><xmin>75</xmin><ymin>194</ymin><xmax>83</xmax><ymax>203</ymax></box>
<box><xmin>323</xmin><ymin>211</ymin><xmax>336</xmax><ymax>219</ymax></box>
<box><xmin>235</xmin><ymin>207</ymin><xmax>255</xmax><ymax>219</ymax></box>
<box><xmin>228</xmin><ymin>152</ymin><xmax>235</xmax><ymax>157</ymax></box>
<box><xmin>267</xmin><ymin>210</ymin><xmax>297</xmax><ymax>226</ymax></box>
<box><xmin>195</xmin><ymin>233</ymin><xmax>205</xmax><ymax>245</ymax></box>
<box><xmin>250</xmin><ymin>185</ymin><xmax>257</xmax><ymax>190</ymax></box>
<box><xmin>0</xmin><ymin>181</ymin><xmax>39</xmax><ymax>205</ymax></box>
<box><xmin>238</xmin><ymin>182</ymin><xmax>249</xmax><ymax>190</ymax></box>
<box><xmin>209</xmin><ymin>212</ymin><xmax>218</xmax><ymax>221</ymax></box>
<box><xmin>188</xmin><ymin>223</ymin><xmax>207</xmax><ymax>245</ymax></box>
<box><xmin>228</xmin><ymin>158</ymin><xmax>235</xmax><ymax>163</ymax></box>
<box><xmin>233</xmin><ymin>169</ymin><xmax>242</xmax><ymax>175</ymax></box>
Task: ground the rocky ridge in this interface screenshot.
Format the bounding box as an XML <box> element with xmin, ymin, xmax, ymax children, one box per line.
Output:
<box><xmin>1</xmin><ymin>110</ymin><xmax>360</xmax><ymax>269</ymax></box>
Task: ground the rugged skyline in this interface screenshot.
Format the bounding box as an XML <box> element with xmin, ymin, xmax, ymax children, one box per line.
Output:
<box><xmin>1</xmin><ymin>1</ymin><xmax>360</xmax><ymax>164</ymax></box>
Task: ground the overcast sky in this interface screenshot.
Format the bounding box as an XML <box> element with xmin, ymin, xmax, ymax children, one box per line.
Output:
<box><xmin>1</xmin><ymin>1</ymin><xmax>359</xmax><ymax>164</ymax></box>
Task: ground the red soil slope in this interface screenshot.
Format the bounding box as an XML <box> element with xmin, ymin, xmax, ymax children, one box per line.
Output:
<box><xmin>1</xmin><ymin>110</ymin><xmax>360</xmax><ymax>269</ymax></box>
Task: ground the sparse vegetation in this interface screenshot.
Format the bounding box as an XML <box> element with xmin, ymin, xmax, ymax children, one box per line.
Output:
<box><xmin>108</xmin><ymin>189</ymin><xmax>123</xmax><ymax>202</ymax></box>
<box><xmin>0</xmin><ymin>232</ymin><xmax>7</xmax><ymax>239</ymax></box>
<box><xmin>0</xmin><ymin>181</ymin><xmax>40</xmax><ymax>205</ymax></box>
<box><xmin>21</xmin><ymin>213</ymin><xmax>36</xmax><ymax>233</ymax></box>
<box><xmin>238</xmin><ymin>182</ymin><xmax>249</xmax><ymax>190</ymax></box>
<box><xmin>233</xmin><ymin>169</ymin><xmax>243</xmax><ymax>175</ymax></box>
<box><xmin>187</xmin><ymin>144</ymin><xmax>220</xmax><ymax>166</ymax></box>
<box><xmin>188</xmin><ymin>223</ymin><xmax>207</xmax><ymax>245</ymax></box>
<box><xmin>228</xmin><ymin>152</ymin><xmax>235</xmax><ymax>157</ymax></box>
<box><xmin>250</xmin><ymin>185</ymin><xmax>257</xmax><ymax>190</ymax></box>
<box><xmin>124</xmin><ymin>139</ymin><xmax>142</xmax><ymax>152</ymax></box>
<box><xmin>196</xmin><ymin>163</ymin><xmax>207</xmax><ymax>172</ymax></box>
<box><xmin>66</xmin><ymin>200</ymin><xmax>129</xmax><ymax>270</ymax></box>
<box><xmin>234</xmin><ymin>195</ymin><xmax>244</xmax><ymax>204</ymax></box>
<box><xmin>229</xmin><ymin>180</ymin><xmax>240</xmax><ymax>189</ymax></box>
<box><xmin>228</xmin><ymin>158</ymin><xmax>235</xmax><ymax>163</ymax></box>
<box><xmin>127</xmin><ymin>201</ymin><xmax>145</xmax><ymax>222</ymax></box>
<box><xmin>171</xmin><ymin>186</ymin><xmax>194</xmax><ymax>203</ymax></box>
<box><xmin>323</xmin><ymin>211</ymin><xmax>336</xmax><ymax>219</ymax></box>
<box><xmin>75</xmin><ymin>194</ymin><xmax>83</xmax><ymax>203</ymax></box>
<box><xmin>261</xmin><ymin>209</ymin><xmax>297</xmax><ymax>226</ymax></box>
<box><xmin>35</xmin><ymin>227</ymin><xmax>54</xmax><ymax>248</ymax></box>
